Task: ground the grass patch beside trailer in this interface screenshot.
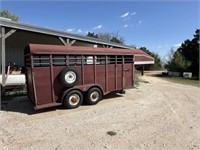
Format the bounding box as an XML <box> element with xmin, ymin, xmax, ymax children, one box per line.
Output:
<box><xmin>159</xmin><ymin>76</ymin><xmax>199</xmax><ymax>87</ymax></box>
<box><xmin>145</xmin><ymin>71</ymin><xmax>200</xmax><ymax>87</ymax></box>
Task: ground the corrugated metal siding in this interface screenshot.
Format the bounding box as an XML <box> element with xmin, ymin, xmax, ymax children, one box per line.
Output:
<box><xmin>5</xmin><ymin>29</ymin><xmax>100</xmax><ymax>67</ymax></box>
<box><xmin>73</xmin><ymin>41</ymin><xmax>96</xmax><ymax>47</ymax></box>
<box><xmin>6</xmin><ymin>29</ymin><xmax>63</xmax><ymax>66</ymax></box>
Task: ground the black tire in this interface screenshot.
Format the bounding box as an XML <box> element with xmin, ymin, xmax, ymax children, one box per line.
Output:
<box><xmin>60</xmin><ymin>68</ymin><xmax>79</xmax><ymax>87</ymax></box>
<box><xmin>63</xmin><ymin>90</ymin><xmax>83</xmax><ymax>109</ymax></box>
<box><xmin>86</xmin><ymin>87</ymin><xmax>102</xmax><ymax>105</ymax></box>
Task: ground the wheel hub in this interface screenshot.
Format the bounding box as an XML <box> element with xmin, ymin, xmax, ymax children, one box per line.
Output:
<box><xmin>90</xmin><ymin>91</ymin><xmax>99</xmax><ymax>102</ymax></box>
<box><xmin>92</xmin><ymin>94</ymin><xmax>97</xmax><ymax>99</ymax></box>
<box><xmin>65</xmin><ymin>71</ymin><xmax>76</xmax><ymax>84</ymax></box>
<box><xmin>71</xmin><ymin>96</ymin><xmax>78</xmax><ymax>103</ymax></box>
<box><xmin>69</xmin><ymin>94</ymin><xmax>80</xmax><ymax>106</ymax></box>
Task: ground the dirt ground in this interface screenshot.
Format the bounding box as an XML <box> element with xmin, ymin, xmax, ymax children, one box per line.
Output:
<box><xmin>0</xmin><ymin>75</ymin><xmax>200</xmax><ymax>150</ymax></box>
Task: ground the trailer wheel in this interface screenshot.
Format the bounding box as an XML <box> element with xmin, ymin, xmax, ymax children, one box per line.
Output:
<box><xmin>60</xmin><ymin>68</ymin><xmax>79</xmax><ymax>87</ymax></box>
<box><xmin>86</xmin><ymin>87</ymin><xmax>102</xmax><ymax>105</ymax></box>
<box><xmin>63</xmin><ymin>90</ymin><xmax>83</xmax><ymax>109</ymax></box>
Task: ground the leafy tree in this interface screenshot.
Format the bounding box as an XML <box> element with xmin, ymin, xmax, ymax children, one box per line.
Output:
<box><xmin>98</xmin><ymin>33</ymin><xmax>112</xmax><ymax>41</ymax></box>
<box><xmin>150</xmin><ymin>52</ymin><xmax>162</xmax><ymax>70</ymax></box>
<box><xmin>165</xmin><ymin>49</ymin><xmax>191</xmax><ymax>72</ymax></box>
<box><xmin>0</xmin><ymin>9</ymin><xmax>19</xmax><ymax>21</ymax></box>
<box><xmin>176</xmin><ymin>29</ymin><xmax>199</xmax><ymax>76</ymax></box>
<box><xmin>87</xmin><ymin>32</ymin><xmax>124</xmax><ymax>44</ymax></box>
<box><xmin>110</xmin><ymin>36</ymin><xmax>124</xmax><ymax>44</ymax></box>
<box><xmin>87</xmin><ymin>32</ymin><xmax>98</xmax><ymax>38</ymax></box>
<box><xmin>140</xmin><ymin>47</ymin><xmax>152</xmax><ymax>55</ymax></box>
<box><xmin>139</xmin><ymin>47</ymin><xmax>162</xmax><ymax>70</ymax></box>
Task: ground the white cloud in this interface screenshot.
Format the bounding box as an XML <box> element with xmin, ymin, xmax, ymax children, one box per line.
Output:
<box><xmin>66</xmin><ymin>28</ymin><xmax>75</xmax><ymax>32</ymax></box>
<box><xmin>77</xmin><ymin>29</ymin><xmax>83</xmax><ymax>33</ymax></box>
<box><xmin>67</xmin><ymin>28</ymin><xmax>87</xmax><ymax>34</ymax></box>
<box><xmin>67</xmin><ymin>25</ymin><xmax>103</xmax><ymax>35</ymax></box>
<box><xmin>120</xmin><ymin>11</ymin><xmax>136</xmax><ymax>21</ymax></box>
<box><xmin>131</xmin><ymin>12</ymin><xmax>136</xmax><ymax>16</ymax></box>
<box><xmin>124</xmin><ymin>24</ymin><xmax>128</xmax><ymax>28</ymax></box>
<box><xmin>121</xmin><ymin>12</ymin><xmax>129</xmax><ymax>18</ymax></box>
<box><xmin>93</xmin><ymin>25</ymin><xmax>103</xmax><ymax>30</ymax></box>
<box><xmin>136</xmin><ymin>20</ymin><xmax>142</xmax><ymax>26</ymax></box>
<box><xmin>156</xmin><ymin>44</ymin><xmax>170</xmax><ymax>49</ymax></box>
<box><xmin>174</xmin><ymin>43</ymin><xmax>181</xmax><ymax>47</ymax></box>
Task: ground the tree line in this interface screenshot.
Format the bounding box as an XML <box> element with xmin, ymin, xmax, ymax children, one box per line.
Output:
<box><xmin>87</xmin><ymin>32</ymin><xmax>162</xmax><ymax>71</ymax></box>
<box><xmin>87</xmin><ymin>32</ymin><xmax>124</xmax><ymax>44</ymax></box>
<box><xmin>165</xmin><ymin>29</ymin><xmax>199</xmax><ymax>78</ymax></box>
<box><xmin>87</xmin><ymin>30</ymin><xmax>199</xmax><ymax>78</ymax></box>
<box><xmin>0</xmin><ymin>9</ymin><xmax>19</xmax><ymax>21</ymax></box>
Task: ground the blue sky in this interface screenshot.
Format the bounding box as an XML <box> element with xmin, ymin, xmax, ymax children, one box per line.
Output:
<box><xmin>1</xmin><ymin>0</ymin><xmax>199</xmax><ymax>58</ymax></box>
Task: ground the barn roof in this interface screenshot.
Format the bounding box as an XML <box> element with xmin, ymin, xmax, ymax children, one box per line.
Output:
<box><xmin>0</xmin><ymin>18</ymin><xmax>154</xmax><ymax>65</ymax></box>
<box><xmin>0</xmin><ymin>18</ymin><xmax>133</xmax><ymax>49</ymax></box>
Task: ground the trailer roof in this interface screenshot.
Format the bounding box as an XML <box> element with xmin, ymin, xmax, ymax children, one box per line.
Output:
<box><xmin>28</xmin><ymin>44</ymin><xmax>152</xmax><ymax>56</ymax></box>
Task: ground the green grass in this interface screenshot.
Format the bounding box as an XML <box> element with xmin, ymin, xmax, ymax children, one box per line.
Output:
<box><xmin>134</xmin><ymin>71</ymin><xmax>147</xmax><ymax>88</ymax></box>
<box><xmin>134</xmin><ymin>72</ymin><xmax>150</xmax><ymax>87</ymax></box>
<box><xmin>134</xmin><ymin>72</ymin><xmax>141</xmax><ymax>87</ymax></box>
<box><xmin>143</xmin><ymin>71</ymin><xmax>199</xmax><ymax>87</ymax></box>
<box><xmin>157</xmin><ymin>76</ymin><xmax>199</xmax><ymax>87</ymax></box>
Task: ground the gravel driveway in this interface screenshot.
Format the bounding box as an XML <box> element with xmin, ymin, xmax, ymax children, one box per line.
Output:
<box><xmin>1</xmin><ymin>75</ymin><xmax>200</xmax><ymax>150</ymax></box>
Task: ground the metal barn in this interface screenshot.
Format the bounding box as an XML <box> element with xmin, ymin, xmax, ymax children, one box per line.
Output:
<box><xmin>0</xmin><ymin>18</ymin><xmax>154</xmax><ymax>88</ymax></box>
